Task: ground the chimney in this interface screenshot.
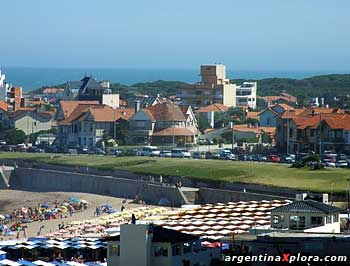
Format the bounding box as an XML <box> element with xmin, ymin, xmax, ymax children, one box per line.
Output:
<box><xmin>134</xmin><ymin>100</ymin><xmax>141</xmax><ymax>113</ymax></box>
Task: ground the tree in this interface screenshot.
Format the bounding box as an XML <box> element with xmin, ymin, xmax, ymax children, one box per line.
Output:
<box><xmin>198</xmin><ymin>115</ymin><xmax>210</xmax><ymax>133</ymax></box>
<box><xmin>5</xmin><ymin>129</ymin><xmax>26</xmax><ymax>145</ymax></box>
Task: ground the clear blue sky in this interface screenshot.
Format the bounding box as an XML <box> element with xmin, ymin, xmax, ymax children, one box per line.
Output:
<box><xmin>1</xmin><ymin>0</ymin><xmax>350</xmax><ymax>70</ymax></box>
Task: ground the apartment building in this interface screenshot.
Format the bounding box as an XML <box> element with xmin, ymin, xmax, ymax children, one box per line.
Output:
<box><xmin>179</xmin><ymin>64</ymin><xmax>236</xmax><ymax>107</ymax></box>
<box><xmin>236</xmin><ymin>81</ymin><xmax>257</xmax><ymax>109</ymax></box>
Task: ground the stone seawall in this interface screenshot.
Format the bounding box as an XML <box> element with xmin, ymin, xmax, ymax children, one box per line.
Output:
<box><xmin>197</xmin><ymin>188</ymin><xmax>293</xmax><ymax>204</ymax></box>
<box><xmin>10</xmin><ymin>168</ymin><xmax>186</xmax><ymax>207</ymax></box>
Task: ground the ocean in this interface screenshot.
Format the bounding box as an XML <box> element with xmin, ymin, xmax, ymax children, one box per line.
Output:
<box><xmin>1</xmin><ymin>67</ymin><xmax>349</xmax><ymax>92</ymax></box>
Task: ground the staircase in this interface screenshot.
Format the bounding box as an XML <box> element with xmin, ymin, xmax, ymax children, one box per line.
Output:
<box><xmin>179</xmin><ymin>187</ymin><xmax>199</xmax><ymax>205</ymax></box>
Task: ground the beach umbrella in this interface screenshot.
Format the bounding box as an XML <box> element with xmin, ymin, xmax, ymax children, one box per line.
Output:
<box><xmin>0</xmin><ymin>259</ymin><xmax>21</xmax><ymax>266</ymax></box>
<box><xmin>69</xmin><ymin>197</ymin><xmax>79</xmax><ymax>203</ymax></box>
<box><xmin>101</xmin><ymin>204</ymin><xmax>112</xmax><ymax>209</ymax></box>
<box><xmin>158</xmin><ymin>198</ymin><xmax>170</xmax><ymax>206</ymax></box>
<box><xmin>41</xmin><ymin>203</ymin><xmax>49</xmax><ymax>209</ymax></box>
<box><xmin>17</xmin><ymin>260</ymin><xmax>37</xmax><ymax>266</ymax></box>
<box><xmin>33</xmin><ymin>261</ymin><xmax>55</xmax><ymax>266</ymax></box>
<box><xmin>0</xmin><ymin>215</ymin><xmax>5</xmax><ymax>220</ymax></box>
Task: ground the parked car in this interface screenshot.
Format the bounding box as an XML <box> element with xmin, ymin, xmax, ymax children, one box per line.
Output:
<box><xmin>140</xmin><ymin>146</ymin><xmax>160</xmax><ymax>156</ymax></box>
<box><xmin>204</xmin><ymin>152</ymin><xmax>220</xmax><ymax>160</ymax></box>
<box><xmin>322</xmin><ymin>159</ymin><xmax>336</xmax><ymax>167</ymax></box>
<box><xmin>14</xmin><ymin>144</ymin><xmax>27</xmax><ymax>152</ymax></box>
<box><xmin>159</xmin><ymin>150</ymin><xmax>171</xmax><ymax>158</ymax></box>
<box><xmin>219</xmin><ymin>150</ymin><xmax>237</xmax><ymax>161</ymax></box>
<box><xmin>0</xmin><ymin>145</ymin><xmax>14</xmax><ymax>152</ymax></box>
<box><xmin>78</xmin><ymin>146</ymin><xmax>89</xmax><ymax>154</ymax></box>
<box><xmin>268</xmin><ymin>155</ymin><xmax>281</xmax><ymax>163</ymax></box>
<box><xmin>171</xmin><ymin>148</ymin><xmax>191</xmax><ymax>158</ymax></box>
<box><xmin>27</xmin><ymin>146</ymin><xmax>44</xmax><ymax>153</ymax></box>
<box><xmin>192</xmin><ymin>151</ymin><xmax>204</xmax><ymax>159</ymax></box>
<box><xmin>336</xmin><ymin>160</ymin><xmax>348</xmax><ymax>168</ymax></box>
<box><xmin>280</xmin><ymin>156</ymin><xmax>295</xmax><ymax>164</ymax></box>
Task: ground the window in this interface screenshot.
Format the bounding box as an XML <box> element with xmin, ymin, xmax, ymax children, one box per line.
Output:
<box><xmin>183</xmin><ymin>243</ymin><xmax>191</xmax><ymax>254</ymax></box>
<box><xmin>153</xmin><ymin>246</ymin><xmax>168</xmax><ymax>257</ymax></box>
<box><xmin>109</xmin><ymin>244</ymin><xmax>120</xmax><ymax>256</ymax></box>
<box><xmin>172</xmin><ymin>244</ymin><xmax>181</xmax><ymax>256</ymax></box>
<box><xmin>326</xmin><ymin>215</ymin><xmax>332</xmax><ymax>224</ymax></box>
<box><xmin>272</xmin><ymin>215</ymin><xmax>280</xmax><ymax>224</ymax></box>
<box><xmin>333</xmin><ymin>214</ymin><xmax>339</xmax><ymax>222</ymax></box>
<box><xmin>311</xmin><ymin>216</ymin><xmax>323</xmax><ymax>226</ymax></box>
<box><xmin>289</xmin><ymin>216</ymin><xmax>305</xmax><ymax>229</ymax></box>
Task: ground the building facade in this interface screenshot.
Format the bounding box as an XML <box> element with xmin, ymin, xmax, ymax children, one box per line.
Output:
<box><xmin>1</xmin><ymin>110</ymin><xmax>53</xmax><ymax>135</ymax></box>
<box><xmin>178</xmin><ymin>64</ymin><xmax>236</xmax><ymax>107</ymax></box>
<box><xmin>107</xmin><ymin>224</ymin><xmax>220</xmax><ymax>266</ymax></box>
<box><xmin>236</xmin><ymin>81</ymin><xmax>257</xmax><ymax>109</ymax></box>
<box><xmin>128</xmin><ymin>103</ymin><xmax>198</xmax><ymax>145</ymax></box>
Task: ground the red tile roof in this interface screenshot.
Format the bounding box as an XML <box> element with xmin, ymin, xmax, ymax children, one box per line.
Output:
<box><xmin>196</xmin><ymin>103</ymin><xmax>229</xmax><ymax>113</ymax></box>
<box><xmin>145</xmin><ymin>103</ymin><xmax>186</xmax><ymax>122</ymax></box>
<box><xmin>59</xmin><ymin>101</ymin><xmax>99</xmax><ymax>119</ymax></box>
<box><xmin>246</xmin><ymin>111</ymin><xmax>260</xmax><ymax>120</ymax></box>
<box><xmin>59</xmin><ymin>105</ymin><xmax>135</xmax><ymax>125</ymax></box>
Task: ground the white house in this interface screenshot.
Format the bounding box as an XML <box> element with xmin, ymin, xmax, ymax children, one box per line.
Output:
<box><xmin>107</xmin><ymin>224</ymin><xmax>220</xmax><ymax>266</ymax></box>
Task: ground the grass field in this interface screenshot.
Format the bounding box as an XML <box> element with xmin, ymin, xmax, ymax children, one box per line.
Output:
<box><xmin>0</xmin><ymin>152</ymin><xmax>349</xmax><ymax>193</ymax></box>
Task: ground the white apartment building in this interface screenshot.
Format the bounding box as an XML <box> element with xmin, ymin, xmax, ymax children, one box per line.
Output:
<box><xmin>0</xmin><ymin>70</ymin><xmax>10</xmax><ymax>101</ymax></box>
<box><xmin>236</xmin><ymin>81</ymin><xmax>257</xmax><ymax>109</ymax></box>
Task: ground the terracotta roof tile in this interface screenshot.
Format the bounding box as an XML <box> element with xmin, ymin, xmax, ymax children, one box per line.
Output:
<box><xmin>59</xmin><ymin>101</ymin><xmax>99</xmax><ymax>119</ymax></box>
<box><xmin>196</xmin><ymin>103</ymin><xmax>229</xmax><ymax>113</ymax></box>
<box><xmin>146</xmin><ymin>103</ymin><xmax>186</xmax><ymax>121</ymax></box>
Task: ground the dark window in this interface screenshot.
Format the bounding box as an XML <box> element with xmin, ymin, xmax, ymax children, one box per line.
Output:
<box><xmin>172</xmin><ymin>245</ymin><xmax>181</xmax><ymax>256</ymax></box>
<box><xmin>311</xmin><ymin>217</ymin><xmax>323</xmax><ymax>226</ymax></box>
<box><xmin>153</xmin><ymin>246</ymin><xmax>168</xmax><ymax>257</ymax></box>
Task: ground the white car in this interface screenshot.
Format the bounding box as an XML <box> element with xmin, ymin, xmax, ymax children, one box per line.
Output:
<box><xmin>159</xmin><ymin>150</ymin><xmax>172</xmax><ymax>157</ymax></box>
<box><xmin>322</xmin><ymin>159</ymin><xmax>336</xmax><ymax>168</ymax></box>
<box><xmin>336</xmin><ymin>160</ymin><xmax>348</xmax><ymax>168</ymax></box>
<box><xmin>171</xmin><ymin>149</ymin><xmax>191</xmax><ymax>158</ymax></box>
<box><xmin>140</xmin><ymin>146</ymin><xmax>160</xmax><ymax>156</ymax></box>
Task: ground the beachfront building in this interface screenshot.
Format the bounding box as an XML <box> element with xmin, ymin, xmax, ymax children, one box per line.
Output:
<box><xmin>107</xmin><ymin>224</ymin><xmax>220</xmax><ymax>266</ymax></box>
<box><xmin>56</xmin><ymin>103</ymin><xmax>134</xmax><ymax>146</ymax></box>
<box><xmin>63</xmin><ymin>76</ymin><xmax>120</xmax><ymax>108</ymax></box>
<box><xmin>178</xmin><ymin>64</ymin><xmax>236</xmax><ymax>107</ymax></box>
<box><xmin>128</xmin><ymin>102</ymin><xmax>198</xmax><ymax>145</ymax></box>
<box><xmin>271</xmin><ymin>200</ymin><xmax>341</xmax><ymax>233</ymax></box>
<box><xmin>236</xmin><ymin>81</ymin><xmax>257</xmax><ymax>109</ymax></box>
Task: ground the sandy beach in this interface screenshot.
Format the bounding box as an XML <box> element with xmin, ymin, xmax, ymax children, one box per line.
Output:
<box><xmin>0</xmin><ymin>189</ymin><xmax>143</xmax><ymax>240</ymax></box>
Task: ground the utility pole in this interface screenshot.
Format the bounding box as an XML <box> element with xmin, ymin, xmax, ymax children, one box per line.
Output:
<box><xmin>286</xmin><ymin>119</ymin><xmax>289</xmax><ymax>154</ymax></box>
<box><xmin>319</xmin><ymin>113</ymin><xmax>322</xmax><ymax>155</ymax></box>
<box><xmin>230</xmin><ymin>122</ymin><xmax>234</xmax><ymax>150</ymax></box>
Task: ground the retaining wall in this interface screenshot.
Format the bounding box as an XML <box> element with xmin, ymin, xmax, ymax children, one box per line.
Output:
<box><xmin>197</xmin><ymin>188</ymin><xmax>293</xmax><ymax>204</ymax></box>
<box><xmin>10</xmin><ymin>168</ymin><xmax>186</xmax><ymax>207</ymax></box>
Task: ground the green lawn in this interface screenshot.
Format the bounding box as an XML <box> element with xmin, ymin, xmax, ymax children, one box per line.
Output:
<box><xmin>0</xmin><ymin>152</ymin><xmax>349</xmax><ymax>193</ymax></box>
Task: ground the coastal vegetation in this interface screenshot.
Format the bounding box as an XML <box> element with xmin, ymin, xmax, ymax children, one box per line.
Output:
<box><xmin>0</xmin><ymin>152</ymin><xmax>348</xmax><ymax>193</ymax></box>
<box><xmin>30</xmin><ymin>74</ymin><xmax>350</xmax><ymax>108</ymax></box>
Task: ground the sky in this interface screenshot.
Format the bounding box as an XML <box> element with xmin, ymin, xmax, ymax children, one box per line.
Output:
<box><xmin>1</xmin><ymin>0</ymin><xmax>350</xmax><ymax>70</ymax></box>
